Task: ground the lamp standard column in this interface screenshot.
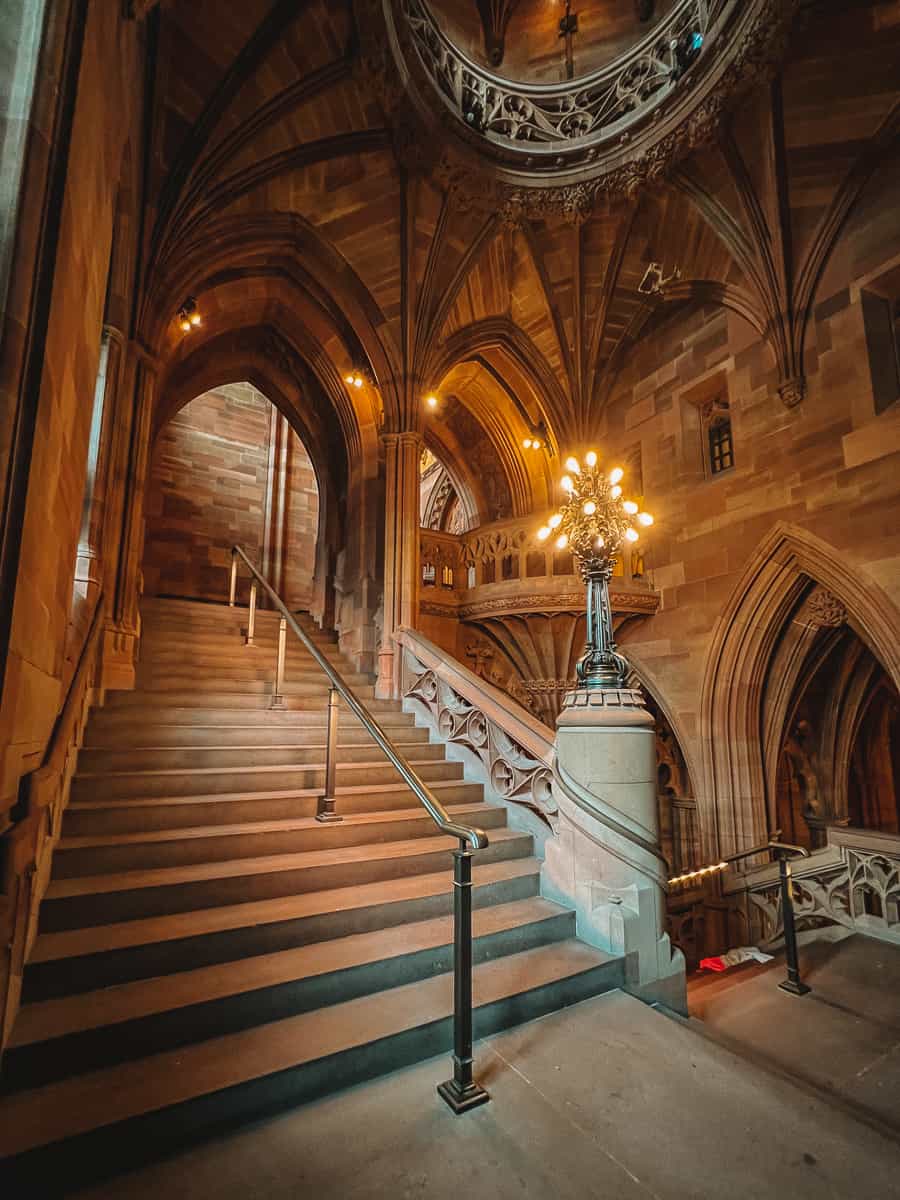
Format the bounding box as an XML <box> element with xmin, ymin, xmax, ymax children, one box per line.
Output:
<box><xmin>377</xmin><ymin>429</ymin><xmax>422</xmax><ymax>699</ymax></box>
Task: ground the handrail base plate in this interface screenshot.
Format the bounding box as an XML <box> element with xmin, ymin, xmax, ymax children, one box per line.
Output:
<box><xmin>437</xmin><ymin>1078</ymin><xmax>490</xmax><ymax>1115</ymax></box>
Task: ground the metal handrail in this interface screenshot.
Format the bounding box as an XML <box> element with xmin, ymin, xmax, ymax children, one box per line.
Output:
<box><xmin>670</xmin><ymin>833</ymin><xmax>812</xmax><ymax>996</ymax></box>
<box><xmin>230</xmin><ymin>545</ymin><xmax>487</xmax><ymax>850</ymax></box>
<box><xmin>229</xmin><ymin>546</ymin><xmax>491</xmax><ymax>1112</ymax></box>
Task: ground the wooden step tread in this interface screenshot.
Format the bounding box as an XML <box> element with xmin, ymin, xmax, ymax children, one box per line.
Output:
<box><xmin>67</xmin><ymin>777</ymin><xmax>479</xmax><ymax>812</ymax></box>
<box><xmin>45</xmin><ymin>829</ymin><xmax>526</xmax><ymax>900</ymax></box>
<box><xmin>57</xmin><ymin>801</ymin><xmax>500</xmax><ymax>850</ymax></box>
<box><xmin>0</xmin><ymin>941</ymin><xmax>613</xmax><ymax>1157</ymax></box>
<box><xmin>11</xmin><ymin>897</ymin><xmax>568</xmax><ymax>1047</ymax></box>
<box><xmin>30</xmin><ymin>858</ymin><xmax>542</xmax><ymax>963</ymax></box>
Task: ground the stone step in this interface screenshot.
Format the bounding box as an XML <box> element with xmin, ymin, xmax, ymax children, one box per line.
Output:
<box><xmin>78</xmin><ymin>737</ymin><xmax>438</xmax><ymax>772</ymax></box>
<box><xmin>107</xmin><ymin>679</ymin><xmax>377</xmax><ymax>701</ymax></box>
<box><xmin>87</xmin><ymin>705</ymin><xmax>416</xmax><ymax>731</ymax></box>
<box><xmin>134</xmin><ymin>663</ymin><xmax>371</xmax><ymax>687</ymax></box>
<box><xmin>82</xmin><ymin>720</ymin><xmax>425</xmax><ymax>749</ymax></box>
<box><xmin>23</xmin><ymin>858</ymin><xmax>543</xmax><ymax>1001</ymax></box>
<box><xmin>54</xmin><ymin>802</ymin><xmax>506</xmax><ymax>876</ymax></box>
<box><xmin>39</xmin><ymin>828</ymin><xmax>533</xmax><ymax>930</ymax></box>
<box><xmin>71</xmin><ymin>756</ymin><xmax>464</xmax><ymax>803</ymax></box>
<box><xmin>0</xmin><ymin>940</ymin><xmax>623</xmax><ymax>1165</ymax></box>
<box><xmin>99</xmin><ymin>689</ymin><xmax>389</xmax><ymax>711</ymax></box>
<box><xmin>4</xmin><ymin>897</ymin><xmax>573</xmax><ymax>1092</ymax></box>
<box><xmin>64</xmin><ymin>779</ymin><xmax>486</xmax><ymax>835</ymax></box>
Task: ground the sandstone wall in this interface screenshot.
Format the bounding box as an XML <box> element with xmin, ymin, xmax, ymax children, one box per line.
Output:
<box><xmin>143</xmin><ymin>384</ymin><xmax>319</xmax><ymax>609</ymax></box>
<box><xmin>601</xmin><ymin>164</ymin><xmax>900</xmax><ymax>857</ymax></box>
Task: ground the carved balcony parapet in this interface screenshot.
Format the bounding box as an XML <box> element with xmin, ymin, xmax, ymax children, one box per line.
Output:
<box><xmin>731</xmin><ymin>827</ymin><xmax>900</xmax><ymax>948</ymax></box>
<box><xmin>381</xmin><ymin>0</ymin><xmax>799</xmax><ymax>211</ymax></box>
<box><xmin>419</xmin><ymin>519</ymin><xmax>659</xmax><ymax>621</ymax></box>
<box><xmin>397</xmin><ymin>627</ymin><xmax>557</xmax><ymax>829</ymax></box>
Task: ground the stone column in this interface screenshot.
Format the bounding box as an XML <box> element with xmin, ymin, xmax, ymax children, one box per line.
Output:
<box><xmin>99</xmin><ymin>344</ymin><xmax>156</xmax><ymax>690</ymax></box>
<box><xmin>544</xmin><ymin>686</ymin><xmax>687</xmax><ymax>1012</ymax></box>
<box><xmin>376</xmin><ymin>430</ymin><xmax>421</xmax><ymax>699</ymax></box>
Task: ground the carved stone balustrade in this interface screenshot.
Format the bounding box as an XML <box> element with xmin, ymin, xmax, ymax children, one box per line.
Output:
<box><xmin>397</xmin><ymin>627</ymin><xmax>557</xmax><ymax>847</ymax></box>
<box><xmin>730</xmin><ymin>827</ymin><xmax>900</xmax><ymax>949</ymax></box>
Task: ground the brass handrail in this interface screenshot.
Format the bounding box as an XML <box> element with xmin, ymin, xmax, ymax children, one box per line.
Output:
<box><xmin>230</xmin><ymin>545</ymin><xmax>487</xmax><ymax>850</ymax></box>
<box><xmin>229</xmin><ymin>546</ymin><xmax>492</xmax><ymax>1112</ymax></box>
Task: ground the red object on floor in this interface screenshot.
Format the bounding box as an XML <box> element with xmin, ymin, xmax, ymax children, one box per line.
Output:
<box><xmin>699</xmin><ymin>956</ymin><xmax>727</xmax><ymax>972</ymax></box>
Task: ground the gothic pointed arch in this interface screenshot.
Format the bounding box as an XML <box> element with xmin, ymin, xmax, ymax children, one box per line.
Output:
<box><xmin>698</xmin><ymin>523</ymin><xmax>900</xmax><ymax>861</ymax></box>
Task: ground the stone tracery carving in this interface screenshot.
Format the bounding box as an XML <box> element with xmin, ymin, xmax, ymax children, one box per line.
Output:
<box><xmin>747</xmin><ymin>838</ymin><xmax>900</xmax><ymax>947</ymax></box>
<box><xmin>404</xmin><ymin>0</ymin><xmax>720</xmax><ymax>152</ymax></box>
<box><xmin>404</xmin><ymin>655</ymin><xmax>557</xmax><ymax>826</ymax></box>
<box><xmin>376</xmin><ymin>0</ymin><xmax>800</xmax><ymax>216</ymax></box>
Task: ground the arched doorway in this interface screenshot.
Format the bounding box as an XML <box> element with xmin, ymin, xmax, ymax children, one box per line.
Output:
<box><xmin>143</xmin><ymin>382</ymin><xmax>319</xmax><ymax>609</ymax></box>
<box><xmin>774</xmin><ymin>616</ymin><xmax>900</xmax><ymax>849</ymax></box>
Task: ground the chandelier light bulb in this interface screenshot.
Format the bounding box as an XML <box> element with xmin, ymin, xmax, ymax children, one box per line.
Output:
<box><xmin>609</xmin><ymin>467</ymin><xmax>624</xmax><ymax>485</ymax></box>
<box><xmin>586</xmin><ymin>450</ymin><xmax>598</xmax><ymax>467</ymax></box>
<box><xmin>548</xmin><ymin>513</ymin><xmax>563</xmax><ymax>529</ymax></box>
<box><xmin>561</xmin><ymin>475</ymin><xmax>574</xmax><ymax>493</ymax></box>
<box><xmin>623</xmin><ymin>500</ymin><xmax>638</xmax><ymax>515</ymax></box>
<box><xmin>625</xmin><ymin>528</ymin><xmax>639</xmax><ymax>542</ymax></box>
<box><xmin>611</xmin><ymin>484</ymin><xmax>622</xmax><ymax>499</ymax></box>
<box><xmin>638</xmin><ymin>512</ymin><xmax>654</xmax><ymax>526</ymax></box>
<box><xmin>583</xmin><ymin>500</ymin><xmax>597</xmax><ymax>515</ymax></box>
<box><xmin>565</xmin><ymin>456</ymin><xmax>581</xmax><ymax>474</ymax></box>
<box><xmin>596</xmin><ymin>535</ymin><xmax>605</xmax><ymax>548</ymax></box>
<box><xmin>537</xmin><ymin>526</ymin><xmax>550</xmax><ymax>541</ymax></box>
<box><xmin>555</xmin><ymin>533</ymin><xmax>569</xmax><ymax>550</ymax></box>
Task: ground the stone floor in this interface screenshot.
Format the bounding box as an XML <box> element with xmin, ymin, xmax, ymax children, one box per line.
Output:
<box><xmin>685</xmin><ymin>932</ymin><xmax>900</xmax><ymax>1138</ymax></box>
<box><xmin>64</xmin><ymin>954</ymin><xmax>900</xmax><ymax>1200</ymax></box>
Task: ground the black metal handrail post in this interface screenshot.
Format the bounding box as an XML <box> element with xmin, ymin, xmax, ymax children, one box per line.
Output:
<box><xmin>437</xmin><ymin>840</ymin><xmax>490</xmax><ymax>1113</ymax></box>
<box><xmin>769</xmin><ymin>841</ymin><xmax>811</xmax><ymax>996</ymax></box>
<box><xmin>670</xmin><ymin>833</ymin><xmax>812</xmax><ymax>996</ymax></box>
<box><xmin>317</xmin><ymin>686</ymin><xmax>341</xmax><ymax>823</ymax></box>
<box><xmin>229</xmin><ymin>546</ymin><xmax>490</xmax><ymax>1109</ymax></box>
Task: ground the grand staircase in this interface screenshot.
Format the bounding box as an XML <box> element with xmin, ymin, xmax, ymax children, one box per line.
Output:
<box><xmin>0</xmin><ymin>597</ymin><xmax>623</xmax><ymax>1176</ymax></box>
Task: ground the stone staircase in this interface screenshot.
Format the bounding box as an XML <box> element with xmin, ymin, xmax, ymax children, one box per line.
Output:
<box><xmin>0</xmin><ymin>597</ymin><xmax>623</xmax><ymax>1173</ymax></box>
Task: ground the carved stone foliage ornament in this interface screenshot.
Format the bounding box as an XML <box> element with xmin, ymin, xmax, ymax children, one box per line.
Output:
<box><xmin>365</xmin><ymin>0</ymin><xmax>800</xmax><ymax>218</ymax></box>
<box><xmin>805</xmin><ymin>588</ymin><xmax>848</xmax><ymax>629</ymax></box>
<box><xmin>404</xmin><ymin>659</ymin><xmax>557</xmax><ymax>826</ymax></box>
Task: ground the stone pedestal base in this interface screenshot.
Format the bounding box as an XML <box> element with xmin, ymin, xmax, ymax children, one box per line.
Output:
<box><xmin>544</xmin><ymin>687</ymin><xmax>686</xmax><ymax>1013</ymax></box>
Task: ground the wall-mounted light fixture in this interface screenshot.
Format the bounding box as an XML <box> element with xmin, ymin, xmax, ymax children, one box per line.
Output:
<box><xmin>522</xmin><ymin>421</ymin><xmax>551</xmax><ymax>454</ymax></box>
<box><xmin>344</xmin><ymin>371</ymin><xmax>365</xmax><ymax>389</ymax></box>
<box><xmin>425</xmin><ymin>394</ymin><xmax>439</xmax><ymax>411</ymax></box>
<box><xmin>177</xmin><ymin>297</ymin><xmax>201</xmax><ymax>333</ymax></box>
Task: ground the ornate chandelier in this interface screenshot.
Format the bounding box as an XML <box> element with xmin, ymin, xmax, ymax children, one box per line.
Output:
<box><xmin>537</xmin><ymin>451</ymin><xmax>653</xmax><ymax>690</ymax></box>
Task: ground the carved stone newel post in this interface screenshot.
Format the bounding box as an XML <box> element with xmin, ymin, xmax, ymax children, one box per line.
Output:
<box><xmin>537</xmin><ymin>452</ymin><xmax>686</xmax><ymax>1011</ymax></box>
